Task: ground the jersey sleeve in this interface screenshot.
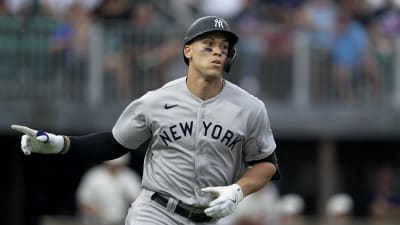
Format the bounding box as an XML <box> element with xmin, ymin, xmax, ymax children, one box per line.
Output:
<box><xmin>112</xmin><ymin>95</ymin><xmax>152</xmax><ymax>149</ymax></box>
<box><xmin>244</xmin><ymin>101</ymin><xmax>276</xmax><ymax>162</ymax></box>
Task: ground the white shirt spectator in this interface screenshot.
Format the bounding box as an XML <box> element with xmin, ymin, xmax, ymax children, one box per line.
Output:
<box><xmin>198</xmin><ymin>0</ymin><xmax>245</xmax><ymax>19</ymax></box>
<box><xmin>40</xmin><ymin>0</ymin><xmax>75</xmax><ymax>17</ymax></box>
<box><xmin>5</xmin><ymin>0</ymin><xmax>31</xmax><ymax>15</ymax></box>
<box><xmin>76</xmin><ymin>154</ymin><xmax>142</xmax><ymax>225</ymax></box>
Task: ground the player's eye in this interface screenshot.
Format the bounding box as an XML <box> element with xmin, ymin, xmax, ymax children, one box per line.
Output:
<box><xmin>201</xmin><ymin>40</ymin><xmax>213</xmax><ymax>52</ymax></box>
<box><xmin>219</xmin><ymin>43</ymin><xmax>228</xmax><ymax>54</ymax></box>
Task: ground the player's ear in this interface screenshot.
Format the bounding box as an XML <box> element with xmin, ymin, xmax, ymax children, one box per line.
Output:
<box><xmin>183</xmin><ymin>45</ymin><xmax>192</xmax><ymax>62</ymax></box>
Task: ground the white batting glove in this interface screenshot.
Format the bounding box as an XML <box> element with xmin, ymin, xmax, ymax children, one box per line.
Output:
<box><xmin>202</xmin><ymin>184</ymin><xmax>244</xmax><ymax>218</ymax></box>
<box><xmin>11</xmin><ymin>125</ymin><xmax>66</xmax><ymax>155</ymax></box>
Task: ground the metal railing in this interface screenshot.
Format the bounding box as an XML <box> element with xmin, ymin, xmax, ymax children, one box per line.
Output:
<box><xmin>0</xmin><ymin>16</ymin><xmax>398</xmax><ymax>109</ymax></box>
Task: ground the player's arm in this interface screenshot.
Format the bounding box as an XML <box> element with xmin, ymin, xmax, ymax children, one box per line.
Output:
<box><xmin>65</xmin><ymin>131</ymin><xmax>149</xmax><ymax>161</ymax></box>
<box><xmin>235</xmin><ymin>162</ymin><xmax>276</xmax><ymax>196</ymax></box>
<box><xmin>10</xmin><ymin>125</ymin><xmax>148</xmax><ymax>161</ymax></box>
<box><xmin>11</xmin><ymin>96</ymin><xmax>150</xmax><ymax>160</ymax></box>
<box><xmin>236</xmin><ymin>152</ymin><xmax>279</xmax><ymax>196</ymax></box>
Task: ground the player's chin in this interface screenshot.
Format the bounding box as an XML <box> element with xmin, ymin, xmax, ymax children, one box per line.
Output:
<box><xmin>206</xmin><ymin>67</ymin><xmax>224</xmax><ymax>77</ymax></box>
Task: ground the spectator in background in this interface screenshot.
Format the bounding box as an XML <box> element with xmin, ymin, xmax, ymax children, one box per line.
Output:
<box><xmin>165</xmin><ymin>0</ymin><xmax>198</xmax><ymax>27</ymax></box>
<box><xmin>366</xmin><ymin>0</ymin><xmax>400</xmax><ymax>95</ymax></box>
<box><xmin>40</xmin><ymin>0</ymin><xmax>78</xmax><ymax>20</ymax></box>
<box><xmin>197</xmin><ymin>0</ymin><xmax>245</xmax><ymax>20</ymax></box>
<box><xmin>76</xmin><ymin>153</ymin><xmax>142</xmax><ymax>225</ymax></box>
<box><xmin>91</xmin><ymin>0</ymin><xmax>134</xmax><ymax>100</ymax></box>
<box><xmin>331</xmin><ymin>8</ymin><xmax>380</xmax><ymax>103</ymax></box>
<box><xmin>277</xmin><ymin>193</ymin><xmax>306</xmax><ymax>225</ymax></box>
<box><xmin>324</xmin><ymin>193</ymin><xmax>354</xmax><ymax>225</ymax></box>
<box><xmin>3</xmin><ymin>0</ymin><xmax>31</xmax><ymax>16</ymax></box>
<box><xmin>50</xmin><ymin>2</ymin><xmax>92</xmax><ymax>65</ymax></box>
<box><xmin>259</xmin><ymin>1</ymin><xmax>296</xmax><ymax>100</ymax></box>
<box><xmin>93</xmin><ymin>0</ymin><xmax>132</xmax><ymax>21</ymax></box>
<box><xmin>49</xmin><ymin>2</ymin><xmax>92</xmax><ymax>98</ymax></box>
<box><xmin>369</xmin><ymin>0</ymin><xmax>400</xmax><ymax>37</ymax></box>
<box><xmin>0</xmin><ymin>0</ymin><xmax>9</xmax><ymax>16</ymax></box>
<box><xmin>124</xmin><ymin>2</ymin><xmax>181</xmax><ymax>91</ymax></box>
<box><xmin>296</xmin><ymin>0</ymin><xmax>338</xmax><ymax>103</ymax></box>
<box><xmin>296</xmin><ymin>0</ymin><xmax>338</xmax><ymax>51</ymax></box>
<box><xmin>235</xmin><ymin>0</ymin><xmax>267</xmax><ymax>97</ymax></box>
<box><xmin>368</xmin><ymin>164</ymin><xmax>400</xmax><ymax>222</ymax></box>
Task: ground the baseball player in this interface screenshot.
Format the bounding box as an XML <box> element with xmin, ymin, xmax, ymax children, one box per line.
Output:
<box><xmin>11</xmin><ymin>16</ymin><xmax>280</xmax><ymax>225</ymax></box>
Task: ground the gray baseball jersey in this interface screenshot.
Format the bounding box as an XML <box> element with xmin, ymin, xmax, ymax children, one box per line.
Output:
<box><xmin>112</xmin><ymin>77</ymin><xmax>276</xmax><ymax>207</ymax></box>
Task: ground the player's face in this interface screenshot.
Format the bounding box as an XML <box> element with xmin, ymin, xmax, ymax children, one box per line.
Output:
<box><xmin>185</xmin><ymin>32</ymin><xmax>229</xmax><ymax>79</ymax></box>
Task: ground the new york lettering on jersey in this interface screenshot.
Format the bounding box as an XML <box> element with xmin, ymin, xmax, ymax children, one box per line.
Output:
<box><xmin>159</xmin><ymin>120</ymin><xmax>242</xmax><ymax>150</ymax></box>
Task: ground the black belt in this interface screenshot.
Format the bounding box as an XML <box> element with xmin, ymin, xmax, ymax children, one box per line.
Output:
<box><xmin>151</xmin><ymin>192</ymin><xmax>212</xmax><ymax>223</ymax></box>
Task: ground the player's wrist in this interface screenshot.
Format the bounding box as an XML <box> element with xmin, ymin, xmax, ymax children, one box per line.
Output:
<box><xmin>59</xmin><ymin>135</ymin><xmax>70</xmax><ymax>155</ymax></box>
<box><xmin>232</xmin><ymin>184</ymin><xmax>243</xmax><ymax>203</ymax></box>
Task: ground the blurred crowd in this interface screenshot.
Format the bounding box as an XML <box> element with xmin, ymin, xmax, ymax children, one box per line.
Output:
<box><xmin>72</xmin><ymin>161</ymin><xmax>400</xmax><ymax>225</ymax></box>
<box><xmin>217</xmin><ymin>162</ymin><xmax>400</xmax><ymax>225</ymax></box>
<box><xmin>0</xmin><ymin>0</ymin><xmax>399</xmax><ymax>104</ymax></box>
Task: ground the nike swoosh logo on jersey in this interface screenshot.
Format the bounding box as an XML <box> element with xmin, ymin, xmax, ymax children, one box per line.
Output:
<box><xmin>164</xmin><ymin>104</ymin><xmax>178</xmax><ymax>109</ymax></box>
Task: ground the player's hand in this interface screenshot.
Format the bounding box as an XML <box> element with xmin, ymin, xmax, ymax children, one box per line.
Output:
<box><xmin>202</xmin><ymin>184</ymin><xmax>243</xmax><ymax>218</ymax></box>
<box><xmin>11</xmin><ymin>125</ymin><xmax>66</xmax><ymax>155</ymax></box>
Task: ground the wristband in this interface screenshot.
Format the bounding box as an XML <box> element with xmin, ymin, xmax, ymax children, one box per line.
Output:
<box><xmin>60</xmin><ymin>136</ymin><xmax>70</xmax><ymax>155</ymax></box>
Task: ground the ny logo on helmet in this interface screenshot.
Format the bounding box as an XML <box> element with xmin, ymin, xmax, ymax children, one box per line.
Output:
<box><xmin>214</xmin><ymin>18</ymin><xmax>224</xmax><ymax>29</ymax></box>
